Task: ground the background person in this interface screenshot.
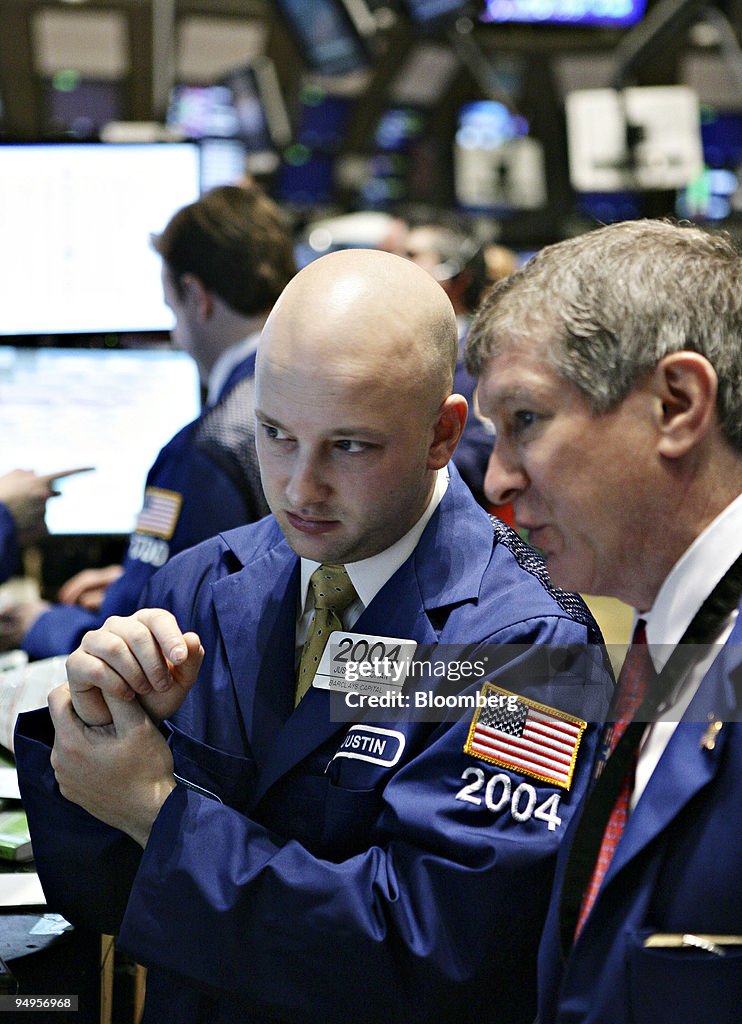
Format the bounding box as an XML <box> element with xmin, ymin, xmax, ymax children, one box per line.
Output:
<box><xmin>404</xmin><ymin>221</ymin><xmax>517</xmax><ymax>509</ymax></box>
<box><xmin>16</xmin><ymin>248</ymin><xmax>612</xmax><ymax>1024</ymax></box>
<box><xmin>0</xmin><ymin>468</ymin><xmax>90</xmax><ymax>584</ymax></box>
<box><xmin>1</xmin><ymin>184</ymin><xmax>296</xmax><ymax>658</ymax></box>
<box><xmin>466</xmin><ymin>217</ymin><xmax>742</xmax><ymax>1024</ymax></box>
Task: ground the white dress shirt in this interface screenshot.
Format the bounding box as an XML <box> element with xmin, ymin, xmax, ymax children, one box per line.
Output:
<box><xmin>631</xmin><ymin>491</ymin><xmax>742</xmax><ymax>807</ymax></box>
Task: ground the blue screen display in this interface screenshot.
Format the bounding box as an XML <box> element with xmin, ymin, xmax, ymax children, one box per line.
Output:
<box><xmin>481</xmin><ymin>0</ymin><xmax>646</xmax><ymax>28</ymax></box>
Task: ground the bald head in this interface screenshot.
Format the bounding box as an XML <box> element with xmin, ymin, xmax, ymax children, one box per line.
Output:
<box><xmin>254</xmin><ymin>248</ymin><xmax>468</xmax><ymax>563</ymax></box>
<box><xmin>260</xmin><ymin>248</ymin><xmax>458</xmax><ymax>407</ymax></box>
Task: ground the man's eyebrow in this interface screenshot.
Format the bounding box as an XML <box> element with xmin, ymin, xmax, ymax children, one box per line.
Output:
<box><xmin>328</xmin><ymin>427</ymin><xmax>386</xmax><ymax>440</ymax></box>
<box><xmin>255</xmin><ymin>408</ymin><xmax>282</xmax><ymax>426</ymax></box>
<box><xmin>481</xmin><ymin>386</ymin><xmax>539</xmax><ymax>408</ymax></box>
<box><xmin>254</xmin><ymin>410</ymin><xmax>385</xmax><ymax>441</ymax></box>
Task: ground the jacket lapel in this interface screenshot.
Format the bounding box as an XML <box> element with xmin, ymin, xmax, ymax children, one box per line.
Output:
<box><xmin>605</xmin><ymin>609</ymin><xmax>742</xmax><ymax>882</ymax></box>
<box><xmin>248</xmin><ymin>550</ymin><xmax>440</xmax><ymax>808</ymax></box>
<box><xmin>211</xmin><ymin>537</ymin><xmax>299</xmax><ymax>765</ymax></box>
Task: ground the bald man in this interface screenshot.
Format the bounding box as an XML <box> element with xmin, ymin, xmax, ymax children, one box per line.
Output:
<box><xmin>15</xmin><ymin>250</ymin><xmax>612</xmax><ymax>1024</ymax></box>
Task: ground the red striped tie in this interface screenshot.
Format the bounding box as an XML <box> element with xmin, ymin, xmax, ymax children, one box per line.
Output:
<box><xmin>575</xmin><ymin>620</ymin><xmax>654</xmax><ymax>937</ymax></box>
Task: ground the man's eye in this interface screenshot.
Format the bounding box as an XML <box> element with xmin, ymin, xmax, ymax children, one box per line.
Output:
<box><xmin>261</xmin><ymin>424</ymin><xmax>290</xmax><ymax>442</ymax></box>
<box><xmin>336</xmin><ymin>440</ymin><xmax>369</xmax><ymax>453</ymax></box>
<box><xmin>514</xmin><ymin>411</ymin><xmax>537</xmax><ymax>431</ymax></box>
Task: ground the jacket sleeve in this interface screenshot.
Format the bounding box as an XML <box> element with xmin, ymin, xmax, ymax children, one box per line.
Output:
<box><xmin>15</xmin><ymin>707</ymin><xmax>143</xmax><ymax>936</ymax></box>
<box><xmin>21</xmin><ymin>442</ymin><xmax>261</xmax><ymax>660</ymax></box>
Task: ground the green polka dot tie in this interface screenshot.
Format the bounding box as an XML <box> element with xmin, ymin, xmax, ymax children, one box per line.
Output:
<box><xmin>295</xmin><ymin>564</ymin><xmax>358</xmax><ymax>706</ymax></box>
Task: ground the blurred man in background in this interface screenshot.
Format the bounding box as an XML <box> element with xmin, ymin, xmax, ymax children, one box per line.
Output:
<box><xmin>405</xmin><ymin>220</ymin><xmax>517</xmax><ymax>510</ymax></box>
<box><xmin>1</xmin><ymin>184</ymin><xmax>296</xmax><ymax>657</ymax></box>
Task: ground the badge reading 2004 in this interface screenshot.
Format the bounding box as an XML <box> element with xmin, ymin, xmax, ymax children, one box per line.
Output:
<box><xmin>312</xmin><ymin>631</ymin><xmax>418</xmax><ymax>697</ymax></box>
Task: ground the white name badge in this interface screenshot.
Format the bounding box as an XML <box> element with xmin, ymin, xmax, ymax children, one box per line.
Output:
<box><xmin>313</xmin><ymin>631</ymin><xmax>418</xmax><ymax>697</ymax></box>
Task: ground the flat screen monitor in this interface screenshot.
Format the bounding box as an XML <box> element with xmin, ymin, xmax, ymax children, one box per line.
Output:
<box><xmin>481</xmin><ymin>0</ymin><xmax>646</xmax><ymax>27</ymax></box>
<box><xmin>166</xmin><ymin>84</ymin><xmax>240</xmax><ymax>140</ymax></box>
<box><xmin>275</xmin><ymin>0</ymin><xmax>371</xmax><ymax>75</ymax></box>
<box><xmin>167</xmin><ymin>66</ymin><xmax>282</xmax><ymax>154</ymax></box>
<box><xmin>374</xmin><ymin>107</ymin><xmax>428</xmax><ymax>151</ymax></box>
<box><xmin>0</xmin><ymin>346</ymin><xmax>202</xmax><ymax>535</ymax></box>
<box><xmin>275</xmin><ymin>152</ymin><xmax>336</xmax><ymax>206</ymax></box>
<box><xmin>0</xmin><ymin>142</ymin><xmax>200</xmax><ymax>337</ymax></box>
<box><xmin>399</xmin><ymin>0</ymin><xmax>479</xmax><ymax>23</ymax></box>
<box><xmin>676</xmin><ymin>110</ymin><xmax>742</xmax><ymax>221</ymax></box>
<box><xmin>295</xmin><ymin>92</ymin><xmax>353</xmax><ymax>150</ymax></box>
<box><xmin>223</xmin><ymin>61</ymin><xmax>291</xmax><ymax>151</ymax></box>
<box><xmin>198</xmin><ymin>138</ymin><xmax>249</xmax><ymax>192</ymax></box>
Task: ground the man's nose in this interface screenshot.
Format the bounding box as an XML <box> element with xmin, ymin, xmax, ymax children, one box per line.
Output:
<box><xmin>285</xmin><ymin>453</ymin><xmax>329</xmax><ymax>508</ymax></box>
<box><xmin>483</xmin><ymin>445</ymin><xmax>527</xmax><ymax>507</ymax></box>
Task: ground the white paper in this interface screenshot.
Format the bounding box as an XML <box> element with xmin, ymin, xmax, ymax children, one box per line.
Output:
<box><xmin>0</xmin><ymin>871</ymin><xmax>46</xmax><ymax>907</ymax></box>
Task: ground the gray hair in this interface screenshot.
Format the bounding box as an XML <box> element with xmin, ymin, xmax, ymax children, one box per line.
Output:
<box><xmin>465</xmin><ymin>219</ymin><xmax>742</xmax><ymax>452</ymax></box>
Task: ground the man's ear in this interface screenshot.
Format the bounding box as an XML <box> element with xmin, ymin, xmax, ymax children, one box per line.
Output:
<box><xmin>180</xmin><ymin>273</ymin><xmax>213</xmax><ymax>322</ymax></box>
<box><xmin>653</xmin><ymin>352</ymin><xmax>718</xmax><ymax>459</ymax></box>
<box><xmin>428</xmin><ymin>394</ymin><xmax>468</xmax><ymax>469</ymax></box>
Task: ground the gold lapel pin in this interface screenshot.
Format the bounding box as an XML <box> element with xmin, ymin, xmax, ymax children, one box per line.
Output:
<box><xmin>700</xmin><ymin>718</ymin><xmax>723</xmax><ymax>751</ymax></box>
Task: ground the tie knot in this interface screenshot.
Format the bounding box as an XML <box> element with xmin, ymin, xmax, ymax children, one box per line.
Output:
<box><xmin>309</xmin><ymin>564</ymin><xmax>357</xmax><ymax>613</ymax></box>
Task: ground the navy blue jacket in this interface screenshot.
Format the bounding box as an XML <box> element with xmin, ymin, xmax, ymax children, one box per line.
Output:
<box><xmin>538</xmin><ymin>603</ymin><xmax>742</xmax><ymax>1024</ymax></box>
<box><xmin>16</xmin><ymin>468</ymin><xmax>613</xmax><ymax>1024</ymax></box>
<box><xmin>23</xmin><ymin>354</ymin><xmax>267</xmax><ymax>658</ymax></box>
<box><xmin>451</xmin><ymin>341</ymin><xmax>493</xmax><ymax>509</ymax></box>
<box><xmin>0</xmin><ymin>504</ymin><xmax>20</xmax><ymax>583</ymax></box>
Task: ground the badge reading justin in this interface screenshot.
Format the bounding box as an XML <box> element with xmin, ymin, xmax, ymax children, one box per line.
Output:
<box><xmin>313</xmin><ymin>632</ymin><xmax>418</xmax><ymax>698</ymax></box>
<box><xmin>464</xmin><ymin>683</ymin><xmax>586</xmax><ymax>790</ymax></box>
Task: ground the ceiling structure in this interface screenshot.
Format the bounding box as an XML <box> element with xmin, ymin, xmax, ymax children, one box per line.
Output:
<box><xmin>2</xmin><ymin>0</ymin><xmax>741</xmax><ymax>239</ymax></box>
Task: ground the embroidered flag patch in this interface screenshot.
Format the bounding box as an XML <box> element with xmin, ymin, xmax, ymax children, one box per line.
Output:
<box><xmin>464</xmin><ymin>684</ymin><xmax>586</xmax><ymax>790</ymax></box>
<box><xmin>134</xmin><ymin>487</ymin><xmax>182</xmax><ymax>540</ymax></box>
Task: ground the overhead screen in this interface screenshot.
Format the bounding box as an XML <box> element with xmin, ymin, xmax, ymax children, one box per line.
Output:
<box><xmin>481</xmin><ymin>0</ymin><xmax>646</xmax><ymax>27</ymax></box>
<box><xmin>399</xmin><ymin>0</ymin><xmax>477</xmax><ymax>21</ymax></box>
<box><xmin>274</xmin><ymin>0</ymin><xmax>371</xmax><ymax>75</ymax></box>
<box><xmin>0</xmin><ymin>347</ymin><xmax>201</xmax><ymax>535</ymax></box>
<box><xmin>0</xmin><ymin>142</ymin><xmax>200</xmax><ymax>337</ymax></box>
<box><xmin>166</xmin><ymin>60</ymin><xmax>289</xmax><ymax>153</ymax></box>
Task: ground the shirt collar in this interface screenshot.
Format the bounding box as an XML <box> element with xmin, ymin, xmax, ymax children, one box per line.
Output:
<box><xmin>642</xmin><ymin>491</ymin><xmax>742</xmax><ymax>671</ymax></box>
<box><xmin>299</xmin><ymin>467</ymin><xmax>450</xmax><ymax>616</ymax></box>
<box><xmin>206</xmin><ymin>331</ymin><xmax>260</xmax><ymax>406</ymax></box>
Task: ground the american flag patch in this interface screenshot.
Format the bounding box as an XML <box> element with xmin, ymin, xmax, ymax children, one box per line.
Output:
<box><xmin>134</xmin><ymin>487</ymin><xmax>182</xmax><ymax>539</ymax></box>
<box><xmin>464</xmin><ymin>684</ymin><xmax>586</xmax><ymax>790</ymax></box>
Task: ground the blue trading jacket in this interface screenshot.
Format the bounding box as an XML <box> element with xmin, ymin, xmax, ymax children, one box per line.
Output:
<box><xmin>451</xmin><ymin>350</ymin><xmax>494</xmax><ymax>508</ymax></box>
<box><xmin>537</xmin><ymin>602</ymin><xmax>742</xmax><ymax>1024</ymax></box>
<box><xmin>23</xmin><ymin>353</ymin><xmax>268</xmax><ymax>658</ymax></box>
<box><xmin>0</xmin><ymin>504</ymin><xmax>20</xmax><ymax>583</ymax></box>
<box><xmin>16</xmin><ymin>467</ymin><xmax>613</xmax><ymax>1024</ymax></box>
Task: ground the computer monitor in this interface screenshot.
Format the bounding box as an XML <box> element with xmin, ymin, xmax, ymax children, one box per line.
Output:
<box><xmin>275</xmin><ymin>0</ymin><xmax>371</xmax><ymax>76</ymax></box>
<box><xmin>0</xmin><ymin>142</ymin><xmax>200</xmax><ymax>337</ymax></box>
<box><xmin>398</xmin><ymin>0</ymin><xmax>480</xmax><ymax>24</ymax></box>
<box><xmin>167</xmin><ymin>62</ymin><xmax>289</xmax><ymax>154</ymax></box>
<box><xmin>481</xmin><ymin>0</ymin><xmax>647</xmax><ymax>28</ymax></box>
<box><xmin>676</xmin><ymin>109</ymin><xmax>742</xmax><ymax>222</ymax></box>
<box><xmin>165</xmin><ymin>84</ymin><xmax>240</xmax><ymax>140</ymax></box>
<box><xmin>453</xmin><ymin>99</ymin><xmax>547</xmax><ymax>212</ymax></box>
<box><xmin>0</xmin><ymin>346</ymin><xmax>201</xmax><ymax>535</ymax></box>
